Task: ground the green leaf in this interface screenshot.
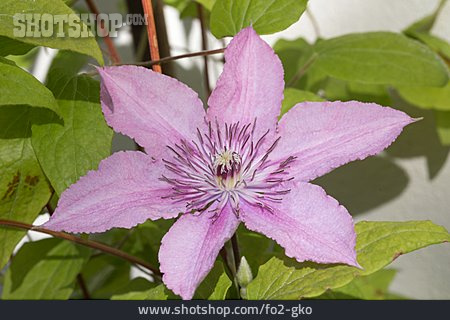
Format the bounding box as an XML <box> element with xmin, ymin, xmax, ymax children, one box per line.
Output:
<box><xmin>397</xmin><ymin>82</ymin><xmax>450</xmax><ymax>111</ymax></box>
<box><xmin>164</xmin><ymin>0</ymin><xmax>197</xmax><ymax>18</ymax></box>
<box><xmin>46</xmin><ymin>50</ymin><xmax>90</xmax><ymax>85</ymax></box>
<box><xmin>0</xmin><ymin>106</ymin><xmax>54</xmax><ymax>269</ymax></box>
<box><xmin>111</xmin><ymin>284</ymin><xmax>168</xmax><ymax>300</ymax></box>
<box><xmin>121</xmin><ymin>219</ymin><xmax>174</xmax><ymax>269</ymax></box>
<box><xmin>209</xmin><ymin>272</ymin><xmax>233</xmax><ymax>300</ymax></box>
<box><xmin>407</xmin><ymin>32</ymin><xmax>450</xmax><ymax>60</ymax></box>
<box><xmin>0</xmin><ymin>137</ymin><xmax>51</xmax><ymax>269</ymax></box>
<box><xmin>318</xmin><ymin>269</ymin><xmax>398</xmax><ymax>300</ymax></box>
<box><xmin>112</xmin><ymin>277</ymin><xmax>156</xmax><ymax>296</ymax></box>
<box><xmin>194</xmin><ymin>261</ymin><xmax>232</xmax><ymax>300</ymax></box>
<box><xmin>196</xmin><ymin>0</ymin><xmax>216</xmax><ymax>11</ymax></box>
<box><xmin>165</xmin><ymin>0</ymin><xmax>216</xmax><ymax>14</ymax></box>
<box><xmin>274</xmin><ymin>38</ymin><xmax>314</xmax><ymax>83</ymax></box>
<box><xmin>0</xmin><ymin>0</ymin><xmax>103</xmax><ymax>65</ymax></box>
<box><xmin>210</xmin><ymin>0</ymin><xmax>308</xmax><ymax>38</ymax></box>
<box><xmin>403</xmin><ymin>0</ymin><xmax>447</xmax><ymax>34</ymax></box>
<box><xmin>273</xmin><ymin>37</ymin><xmax>326</xmax><ymax>91</ymax></box>
<box><xmin>0</xmin><ymin>58</ymin><xmax>59</xmax><ymax>115</ymax></box>
<box><xmin>356</xmin><ymin>221</ymin><xmax>449</xmax><ymax>274</ymax></box>
<box><xmin>2</xmin><ymin>48</ymin><xmax>39</xmax><ymax>72</ymax></box>
<box><xmin>247</xmin><ymin>257</ymin><xmax>357</xmax><ymax>300</ymax></box>
<box><xmin>237</xmin><ymin>226</ymin><xmax>283</xmax><ymax>275</ymax></box>
<box><xmin>246</xmin><ymin>220</ymin><xmax>450</xmax><ymax>300</ymax></box>
<box><xmin>314</xmin><ymin>32</ymin><xmax>449</xmax><ymax>86</ymax></box>
<box><xmin>77</xmin><ymin>255</ymin><xmax>131</xmax><ymax>299</ymax></box>
<box><xmin>2</xmin><ymin>238</ymin><xmax>90</xmax><ymax>299</ymax></box>
<box><xmin>280</xmin><ymin>88</ymin><xmax>324</xmax><ymax>117</ymax></box>
<box><xmin>32</xmin><ymin>72</ymin><xmax>112</xmax><ymax>195</ymax></box>
<box><xmin>323</xmin><ymin>78</ymin><xmax>392</xmax><ymax>106</ymax></box>
<box><xmin>0</xmin><ymin>36</ymin><xmax>34</xmax><ymax>56</ymax></box>
<box><xmin>435</xmin><ymin>110</ymin><xmax>450</xmax><ymax>146</ymax></box>
<box><xmin>85</xmin><ymin>220</ymin><xmax>172</xmax><ymax>298</ymax></box>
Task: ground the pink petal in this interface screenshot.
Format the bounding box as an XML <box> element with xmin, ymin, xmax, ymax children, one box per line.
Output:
<box><xmin>159</xmin><ymin>205</ymin><xmax>240</xmax><ymax>300</ymax></box>
<box><xmin>207</xmin><ymin>27</ymin><xmax>284</xmax><ymax>136</ymax></box>
<box><xmin>276</xmin><ymin>101</ymin><xmax>415</xmax><ymax>181</ymax></box>
<box><xmin>98</xmin><ymin>66</ymin><xmax>206</xmax><ymax>159</ymax></box>
<box><xmin>240</xmin><ymin>181</ymin><xmax>359</xmax><ymax>267</ymax></box>
<box><xmin>43</xmin><ymin>151</ymin><xmax>183</xmax><ymax>233</ymax></box>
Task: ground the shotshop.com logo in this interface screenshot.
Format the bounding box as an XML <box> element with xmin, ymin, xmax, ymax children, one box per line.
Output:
<box><xmin>10</xmin><ymin>13</ymin><xmax>148</xmax><ymax>38</ymax></box>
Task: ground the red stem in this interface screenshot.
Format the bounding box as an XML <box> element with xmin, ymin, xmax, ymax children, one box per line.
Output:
<box><xmin>85</xmin><ymin>0</ymin><xmax>121</xmax><ymax>64</ymax></box>
<box><xmin>141</xmin><ymin>0</ymin><xmax>162</xmax><ymax>73</ymax></box>
<box><xmin>0</xmin><ymin>218</ymin><xmax>161</xmax><ymax>276</ymax></box>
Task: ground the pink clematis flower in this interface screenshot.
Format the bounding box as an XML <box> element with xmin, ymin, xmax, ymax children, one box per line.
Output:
<box><xmin>43</xmin><ymin>27</ymin><xmax>414</xmax><ymax>299</ymax></box>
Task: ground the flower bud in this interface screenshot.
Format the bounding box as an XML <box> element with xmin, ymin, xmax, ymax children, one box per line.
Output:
<box><xmin>236</xmin><ymin>256</ymin><xmax>253</xmax><ymax>288</ymax></box>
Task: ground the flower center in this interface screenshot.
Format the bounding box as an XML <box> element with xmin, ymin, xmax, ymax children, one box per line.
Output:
<box><xmin>213</xmin><ymin>150</ymin><xmax>242</xmax><ymax>190</ymax></box>
<box><xmin>160</xmin><ymin>120</ymin><xmax>295</xmax><ymax>217</ymax></box>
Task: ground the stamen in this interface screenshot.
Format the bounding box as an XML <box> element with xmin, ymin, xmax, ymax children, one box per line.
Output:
<box><xmin>160</xmin><ymin>119</ymin><xmax>294</xmax><ymax>216</ymax></box>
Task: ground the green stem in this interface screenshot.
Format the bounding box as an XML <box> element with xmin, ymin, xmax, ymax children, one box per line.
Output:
<box><xmin>305</xmin><ymin>8</ymin><xmax>321</xmax><ymax>39</ymax></box>
<box><xmin>286</xmin><ymin>53</ymin><xmax>318</xmax><ymax>87</ymax></box>
<box><xmin>231</xmin><ymin>233</ymin><xmax>241</xmax><ymax>271</ymax></box>
<box><xmin>220</xmin><ymin>241</ymin><xmax>241</xmax><ymax>299</ymax></box>
<box><xmin>76</xmin><ymin>274</ymin><xmax>91</xmax><ymax>299</ymax></box>
<box><xmin>129</xmin><ymin>48</ymin><xmax>225</xmax><ymax>67</ymax></box>
<box><xmin>230</xmin><ymin>233</ymin><xmax>242</xmax><ymax>299</ymax></box>
<box><xmin>197</xmin><ymin>3</ymin><xmax>211</xmax><ymax>96</ymax></box>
